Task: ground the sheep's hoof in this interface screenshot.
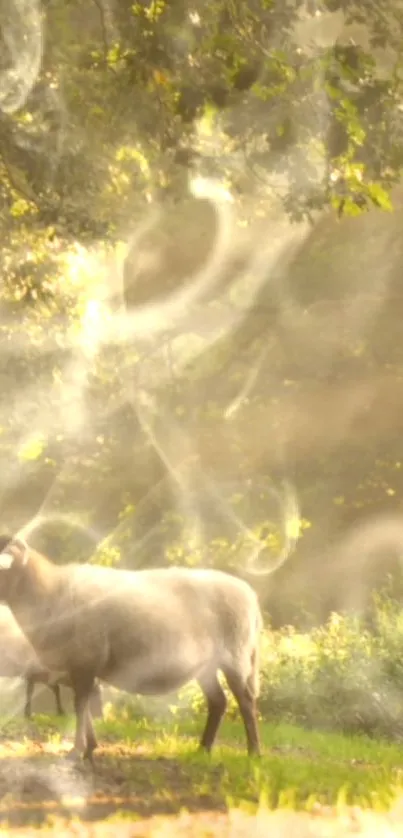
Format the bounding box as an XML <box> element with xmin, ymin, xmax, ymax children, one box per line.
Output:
<box><xmin>198</xmin><ymin>744</ymin><xmax>212</xmax><ymax>755</ymax></box>
<box><xmin>65</xmin><ymin>748</ymin><xmax>85</xmax><ymax>764</ymax></box>
<box><xmin>83</xmin><ymin>750</ymin><xmax>96</xmax><ymax>769</ymax></box>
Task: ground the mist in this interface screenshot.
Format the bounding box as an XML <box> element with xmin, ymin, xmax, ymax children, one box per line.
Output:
<box><xmin>1</xmin><ymin>0</ymin><xmax>403</xmax><ymax>832</ymax></box>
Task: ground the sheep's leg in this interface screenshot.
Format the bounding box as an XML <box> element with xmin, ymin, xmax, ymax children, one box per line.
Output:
<box><xmin>51</xmin><ymin>683</ymin><xmax>65</xmax><ymax>716</ymax></box>
<box><xmin>223</xmin><ymin>668</ymin><xmax>260</xmax><ymax>756</ymax></box>
<box><xmin>83</xmin><ymin>709</ymin><xmax>98</xmax><ymax>763</ymax></box>
<box><xmin>197</xmin><ymin>672</ymin><xmax>227</xmax><ymax>752</ymax></box>
<box><xmin>72</xmin><ymin>692</ymin><xmax>89</xmax><ymax>757</ymax></box>
<box><xmin>24</xmin><ymin>677</ymin><xmax>35</xmax><ymax>719</ymax></box>
<box><xmin>68</xmin><ymin>674</ymin><xmax>97</xmax><ymax>761</ymax></box>
<box><xmin>89</xmin><ymin>682</ymin><xmax>103</xmax><ymax>719</ymax></box>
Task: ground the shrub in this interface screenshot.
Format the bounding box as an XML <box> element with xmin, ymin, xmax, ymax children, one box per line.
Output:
<box><xmin>259</xmin><ymin>597</ymin><xmax>403</xmax><ymax>740</ymax></box>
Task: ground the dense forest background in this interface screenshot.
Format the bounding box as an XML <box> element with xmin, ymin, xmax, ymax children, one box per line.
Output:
<box><xmin>2</xmin><ymin>0</ymin><xmax>403</xmax><ymax>628</ymax></box>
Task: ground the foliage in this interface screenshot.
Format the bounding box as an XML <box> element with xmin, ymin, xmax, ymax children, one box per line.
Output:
<box><xmin>1</xmin><ymin>0</ymin><xmax>403</xmax><ymax>629</ymax></box>
<box><xmin>259</xmin><ymin>593</ymin><xmax>403</xmax><ymax>739</ymax></box>
<box><xmin>2</xmin><ymin>0</ymin><xmax>403</xmax><ymax>231</ymax></box>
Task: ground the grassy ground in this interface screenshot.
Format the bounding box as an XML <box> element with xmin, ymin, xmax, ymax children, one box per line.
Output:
<box><xmin>0</xmin><ymin>713</ymin><xmax>403</xmax><ymax>834</ymax></box>
<box><xmin>3</xmin><ymin>594</ymin><xmax>403</xmax><ymax>834</ymax></box>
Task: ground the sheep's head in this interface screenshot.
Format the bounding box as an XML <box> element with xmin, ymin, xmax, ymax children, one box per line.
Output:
<box><xmin>0</xmin><ymin>535</ymin><xmax>29</xmax><ymax>600</ymax></box>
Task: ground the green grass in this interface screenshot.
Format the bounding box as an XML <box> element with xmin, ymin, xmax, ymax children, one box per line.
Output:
<box><xmin>106</xmin><ymin>717</ymin><xmax>403</xmax><ymax>808</ymax></box>
<box><xmin>7</xmin><ymin>712</ymin><xmax>403</xmax><ymax>815</ymax></box>
<box><xmin>0</xmin><ymin>711</ymin><xmax>403</xmax><ymax>835</ymax></box>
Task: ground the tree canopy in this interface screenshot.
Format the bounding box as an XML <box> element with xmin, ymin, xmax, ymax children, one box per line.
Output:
<box><xmin>1</xmin><ymin>0</ymin><xmax>403</xmax><ymax>626</ymax></box>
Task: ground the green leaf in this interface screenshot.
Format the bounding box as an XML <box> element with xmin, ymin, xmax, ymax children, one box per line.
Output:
<box><xmin>18</xmin><ymin>434</ymin><xmax>46</xmax><ymax>462</ymax></box>
<box><xmin>367</xmin><ymin>182</ymin><xmax>393</xmax><ymax>211</ymax></box>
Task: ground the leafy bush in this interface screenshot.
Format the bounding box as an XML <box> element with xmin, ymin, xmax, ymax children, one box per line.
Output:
<box><xmin>259</xmin><ymin>596</ymin><xmax>403</xmax><ymax>740</ymax></box>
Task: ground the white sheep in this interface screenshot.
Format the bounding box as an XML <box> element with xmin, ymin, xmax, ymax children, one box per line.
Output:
<box><xmin>0</xmin><ymin>604</ymin><xmax>104</xmax><ymax>720</ymax></box>
<box><xmin>0</xmin><ymin>534</ymin><xmax>262</xmax><ymax>761</ymax></box>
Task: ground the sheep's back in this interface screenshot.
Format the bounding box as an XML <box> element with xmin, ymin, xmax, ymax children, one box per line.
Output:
<box><xmin>66</xmin><ymin>564</ymin><xmax>260</xmax><ymax>661</ymax></box>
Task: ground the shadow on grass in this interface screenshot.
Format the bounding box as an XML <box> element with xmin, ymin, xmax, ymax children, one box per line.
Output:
<box><xmin>0</xmin><ymin>747</ymin><xmax>229</xmax><ymax>828</ymax></box>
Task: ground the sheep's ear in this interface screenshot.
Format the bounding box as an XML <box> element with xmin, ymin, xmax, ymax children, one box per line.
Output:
<box><xmin>0</xmin><ymin>552</ymin><xmax>14</xmax><ymax>569</ymax></box>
